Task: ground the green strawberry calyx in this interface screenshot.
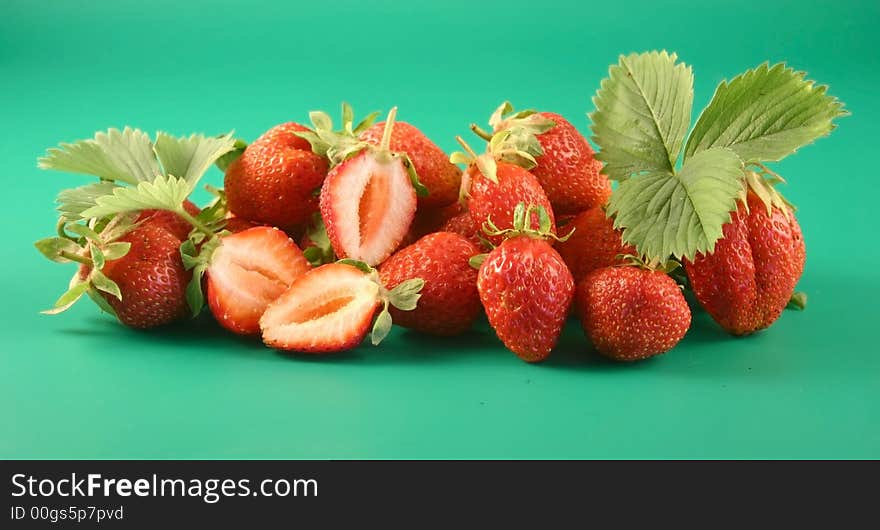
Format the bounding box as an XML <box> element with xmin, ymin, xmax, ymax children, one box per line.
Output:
<box><xmin>482</xmin><ymin>203</ymin><xmax>572</xmax><ymax>243</ymax></box>
<box><xmin>469</xmin><ymin>101</ymin><xmax>556</xmax><ymax>171</ymax></box>
<box><xmin>294</xmin><ymin>102</ymin><xmax>380</xmax><ymax>167</ymax></box>
<box><xmin>336</xmin><ymin>258</ymin><xmax>424</xmax><ymax>346</ymax></box>
<box><xmin>450</xmin><ymin>136</ymin><xmax>500</xmax><ymax>204</ymax></box>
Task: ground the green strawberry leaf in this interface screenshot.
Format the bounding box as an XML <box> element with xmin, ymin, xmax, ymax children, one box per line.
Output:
<box><xmin>607</xmin><ymin>147</ymin><xmax>744</xmax><ymax>261</ymax></box>
<box><xmin>684</xmin><ymin>63</ymin><xmax>848</xmax><ymax>163</ymax></box>
<box><xmin>90</xmin><ymin>243</ymin><xmax>106</xmax><ymax>270</ymax></box>
<box><xmin>80</xmin><ymin>175</ymin><xmax>192</xmax><ymax>219</ymax></box>
<box><xmin>90</xmin><ymin>269</ymin><xmax>122</xmax><ymax>300</ymax></box>
<box><xmin>468</xmin><ymin>253</ymin><xmax>487</xmax><ymax>270</ymax></box>
<box><xmin>38</xmin><ymin>127</ymin><xmax>161</xmax><ymax>184</ymax></box>
<box><xmin>86</xmin><ymin>286</ymin><xmax>119</xmax><ymax>317</ymax></box>
<box><xmin>102</xmin><ymin>241</ymin><xmax>131</xmax><ymax>261</ymax></box>
<box><xmin>42</xmin><ymin>281</ymin><xmax>90</xmax><ymax>315</ymax></box>
<box><xmin>65</xmin><ymin>222</ymin><xmax>102</xmax><ymax>243</ymax></box>
<box><xmin>302</xmin><ymin>214</ymin><xmax>335</xmax><ymax>267</ymax></box>
<box><xmin>787</xmin><ymin>291</ymin><xmax>807</xmax><ymax>311</ymax></box>
<box><xmin>180</xmin><ymin>236</ymin><xmax>221</xmax><ymax>316</ymax></box>
<box><xmin>387</xmin><ymin>278</ymin><xmax>424</xmax><ymax>311</ymax></box>
<box><xmin>591</xmin><ymin>51</ymin><xmax>694</xmax><ymax>181</ymax></box>
<box><xmin>337</xmin><ymin>258</ymin><xmax>373</xmax><ymax>274</ymax></box>
<box><xmin>400</xmin><ymin>153</ymin><xmax>430</xmax><ymax>197</ymax></box>
<box><xmin>34</xmin><ymin>237</ymin><xmax>82</xmax><ymax>263</ymax></box>
<box><xmin>154</xmin><ymin>132</ymin><xmax>237</xmax><ymax>186</ymax></box>
<box><xmin>214</xmin><ymin>138</ymin><xmax>248</xmax><ymax>172</ymax></box>
<box><xmin>370</xmin><ymin>303</ymin><xmax>393</xmax><ymax>346</ymax></box>
<box><xmin>56</xmin><ymin>182</ymin><xmax>120</xmax><ymax>219</ymax></box>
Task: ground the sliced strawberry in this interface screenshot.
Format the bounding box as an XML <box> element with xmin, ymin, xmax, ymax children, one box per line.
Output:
<box><xmin>206</xmin><ymin>226</ymin><xmax>311</xmax><ymax>335</ymax></box>
<box><xmin>320</xmin><ymin>109</ymin><xmax>418</xmax><ymax>266</ymax></box>
<box><xmin>260</xmin><ymin>263</ymin><xmax>382</xmax><ymax>352</ymax></box>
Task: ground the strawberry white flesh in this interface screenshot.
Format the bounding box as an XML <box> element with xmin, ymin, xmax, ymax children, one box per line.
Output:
<box><xmin>260</xmin><ymin>263</ymin><xmax>380</xmax><ymax>352</ymax></box>
<box><xmin>207</xmin><ymin>227</ymin><xmax>310</xmax><ymax>335</ymax></box>
<box><xmin>320</xmin><ymin>152</ymin><xmax>416</xmax><ymax>266</ymax></box>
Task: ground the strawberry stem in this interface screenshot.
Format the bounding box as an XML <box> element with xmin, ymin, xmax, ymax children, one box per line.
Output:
<box><xmin>60</xmin><ymin>250</ymin><xmax>93</xmax><ymax>266</ymax></box>
<box><xmin>455</xmin><ymin>136</ymin><xmax>478</xmax><ymax>159</ymax></box>
<box><xmin>379</xmin><ymin>106</ymin><xmax>398</xmax><ymax>152</ymax></box>
<box><xmin>176</xmin><ymin>209</ymin><xmax>215</xmax><ymax>239</ymax></box>
<box><xmin>470</xmin><ymin>123</ymin><xmax>493</xmax><ymax>141</ymax></box>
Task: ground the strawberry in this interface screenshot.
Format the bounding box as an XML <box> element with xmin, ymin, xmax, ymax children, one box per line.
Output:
<box><xmin>473</xmin><ymin>102</ymin><xmax>611</xmax><ymax>215</ymax></box>
<box><xmin>206</xmin><ymin>226</ymin><xmax>311</xmax><ymax>335</ymax></box>
<box><xmin>137</xmin><ymin>199</ymin><xmax>201</xmax><ymax>240</ymax></box>
<box><xmin>453</xmin><ymin>137</ymin><xmax>556</xmax><ymax>247</ymax></box>
<box><xmin>555</xmin><ymin>206</ymin><xmax>635</xmax><ymax>283</ymax></box>
<box><xmin>97</xmin><ymin>221</ymin><xmax>192</xmax><ymax>328</ymax></box>
<box><xmin>360</xmin><ymin>120</ymin><xmax>462</xmax><ymax>208</ymax></box>
<box><xmin>577</xmin><ymin>266</ymin><xmax>691</xmax><ymax>361</ymax></box>
<box><xmin>379</xmin><ymin>232</ymin><xmax>481</xmax><ymax>336</ymax></box>
<box><xmin>223</xmin><ymin>214</ymin><xmax>263</xmax><ymax>234</ymax></box>
<box><xmin>320</xmin><ymin>108</ymin><xmax>421</xmax><ymax>266</ymax></box>
<box><xmin>260</xmin><ymin>261</ymin><xmax>423</xmax><ymax>353</ymax></box>
<box><xmin>684</xmin><ymin>190</ymin><xmax>805</xmax><ymax>335</ymax></box>
<box><xmin>438</xmin><ymin>206</ymin><xmax>482</xmax><ymax>247</ymax></box>
<box><xmin>225</xmin><ymin>122</ymin><xmax>329</xmax><ymax>231</ymax></box>
<box><xmin>476</xmin><ymin>204</ymin><xmax>573</xmax><ymax>362</ymax></box>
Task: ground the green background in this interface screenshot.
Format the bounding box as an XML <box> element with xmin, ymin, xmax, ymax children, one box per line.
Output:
<box><xmin>2</xmin><ymin>0</ymin><xmax>877</xmax><ymax>459</ymax></box>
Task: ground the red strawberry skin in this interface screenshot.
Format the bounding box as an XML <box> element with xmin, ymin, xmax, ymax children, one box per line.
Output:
<box><xmin>465</xmin><ymin>162</ymin><xmax>556</xmax><ymax>247</ymax></box>
<box><xmin>225</xmin><ymin>122</ymin><xmax>329</xmax><ymax>231</ymax></box>
<box><xmin>137</xmin><ymin>199</ymin><xmax>200</xmax><ymax>240</ymax></box>
<box><xmin>477</xmin><ymin>236</ymin><xmax>574</xmax><ymax>362</ymax></box>
<box><xmin>684</xmin><ymin>192</ymin><xmax>805</xmax><ymax>335</ymax></box>
<box><xmin>260</xmin><ymin>263</ymin><xmax>381</xmax><ymax>353</ymax></box>
<box><xmin>531</xmin><ymin>112</ymin><xmax>611</xmax><ymax>215</ymax></box>
<box><xmin>577</xmin><ymin>267</ymin><xmax>690</xmax><ymax>361</ymax></box>
<box><xmin>556</xmin><ymin>206</ymin><xmax>635</xmax><ymax>283</ymax></box>
<box><xmin>361</xmin><ymin>121</ymin><xmax>462</xmax><ymax>208</ymax></box>
<box><xmin>224</xmin><ymin>215</ymin><xmax>264</xmax><ymax>234</ymax></box>
<box><xmin>99</xmin><ymin>222</ymin><xmax>191</xmax><ymax>329</ymax></box>
<box><xmin>206</xmin><ymin>227</ymin><xmax>311</xmax><ymax>335</ymax></box>
<box><xmin>439</xmin><ymin>207</ymin><xmax>483</xmax><ymax>248</ymax></box>
<box><xmin>379</xmin><ymin>232</ymin><xmax>481</xmax><ymax>336</ymax></box>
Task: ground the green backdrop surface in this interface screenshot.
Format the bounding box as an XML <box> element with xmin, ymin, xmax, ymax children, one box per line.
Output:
<box><xmin>1</xmin><ymin>0</ymin><xmax>877</xmax><ymax>459</ymax></box>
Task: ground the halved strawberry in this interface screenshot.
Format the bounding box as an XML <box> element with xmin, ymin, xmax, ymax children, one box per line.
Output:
<box><xmin>319</xmin><ymin>108</ymin><xmax>421</xmax><ymax>266</ymax></box>
<box><xmin>360</xmin><ymin>120</ymin><xmax>462</xmax><ymax>208</ymax></box>
<box><xmin>206</xmin><ymin>226</ymin><xmax>311</xmax><ymax>335</ymax></box>
<box><xmin>260</xmin><ymin>261</ymin><xmax>423</xmax><ymax>353</ymax></box>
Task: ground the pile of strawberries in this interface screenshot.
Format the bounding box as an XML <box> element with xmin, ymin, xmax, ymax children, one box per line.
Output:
<box><xmin>36</xmin><ymin>52</ymin><xmax>844</xmax><ymax>363</ymax></box>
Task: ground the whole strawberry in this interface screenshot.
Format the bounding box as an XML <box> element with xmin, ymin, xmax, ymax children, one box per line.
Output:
<box><xmin>138</xmin><ymin>199</ymin><xmax>201</xmax><ymax>240</ymax></box>
<box><xmin>555</xmin><ymin>206</ymin><xmax>635</xmax><ymax>283</ymax></box>
<box><xmin>474</xmin><ymin>102</ymin><xmax>611</xmax><ymax>215</ymax></box>
<box><xmin>225</xmin><ymin>122</ymin><xmax>329</xmax><ymax>231</ymax></box>
<box><xmin>684</xmin><ymin>190</ymin><xmax>805</xmax><ymax>335</ymax></box>
<box><xmin>437</xmin><ymin>203</ymin><xmax>482</xmax><ymax>247</ymax></box>
<box><xmin>379</xmin><ymin>232</ymin><xmax>481</xmax><ymax>336</ymax></box>
<box><xmin>361</xmin><ymin>121</ymin><xmax>461</xmax><ymax>208</ymax></box>
<box><xmin>453</xmin><ymin>137</ymin><xmax>556</xmax><ymax>247</ymax></box>
<box><xmin>477</xmin><ymin>204</ymin><xmax>573</xmax><ymax>362</ymax></box>
<box><xmin>98</xmin><ymin>221</ymin><xmax>192</xmax><ymax>328</ymax></box>
<box><xmin>577</xmin><ymin>266</ymin><xmax>690</xmax><ymax>361</ymax></box>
